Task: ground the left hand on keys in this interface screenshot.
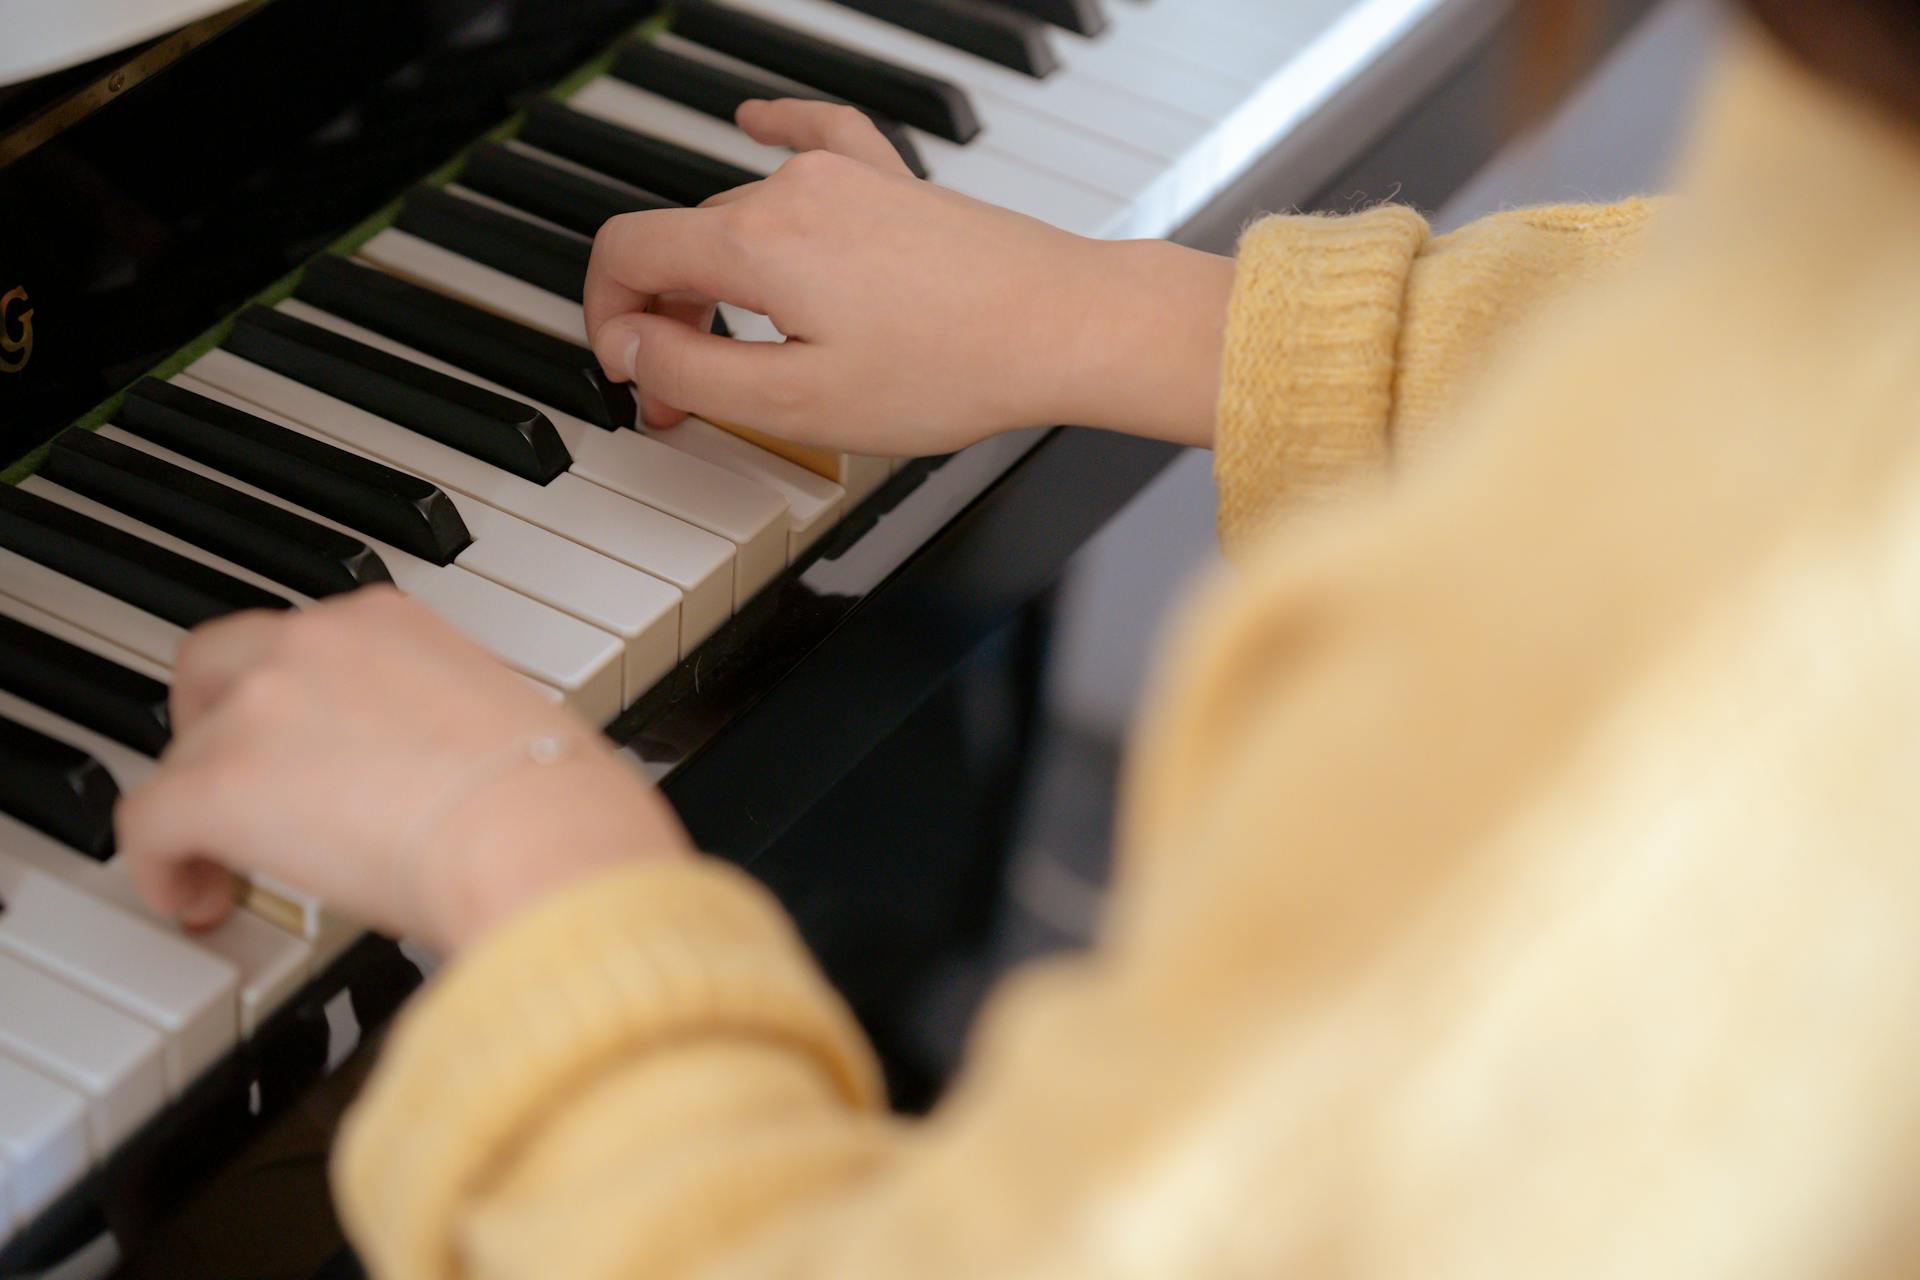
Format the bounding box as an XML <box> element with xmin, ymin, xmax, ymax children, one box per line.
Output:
<box><xmin>117</xmin><ymin>588</ymin><xmax>692</xmax><ymax>953</ymax></box>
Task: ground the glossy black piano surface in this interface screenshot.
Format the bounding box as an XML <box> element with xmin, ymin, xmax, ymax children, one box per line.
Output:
<box><xmin>0</xmin><ymin>0</ymin><xmax>1653</xmax><ymax>1272</ymax></box>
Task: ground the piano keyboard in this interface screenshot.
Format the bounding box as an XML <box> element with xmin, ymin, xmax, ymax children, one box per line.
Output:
<box><xmin>0</xmin><ymin>0</ymin><xmax>1462</xmax><ymax>1250</ymax></box>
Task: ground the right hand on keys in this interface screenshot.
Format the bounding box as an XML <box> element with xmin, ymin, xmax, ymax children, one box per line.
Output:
<box><xmin>585</xmin><ymin>100</ymin><xmax>1237</xmax><ymax>454</ymax></box>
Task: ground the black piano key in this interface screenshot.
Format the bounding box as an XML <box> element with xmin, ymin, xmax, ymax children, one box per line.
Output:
<box><xmin>121</xmin><ymin>379</ymin><xmax>473</xmax><ymax>567</ymax></box>
<box><xmin>711</xmin><ymin>309</ymin><xmax>732</xmax><ymax>339</ymax></box>
<box><xmin>461</xmin><ymin>141</ymin><xmax>677</xmax><ymax>238</ymax></box>
<box><xmin>826</xmin><ymin>0</ymin><xmax>1059</xmax><ymax>77</ymax></box>
<box><xmin>45</xmin><ymin>430</ymin><xmax>392</xmax><ymax>600</ymax></box>
<box><xmin>223</xmin><ymin>306</ymin><xmax>573</xmax><ymax>486</ymax></box>
<box><xmin>0</xmin><ymin>714</ymin><xmax>120</xmax><ymax>862</ymax></box>
<box><xmin>0</xmin><ymin>613</ymin><xmax>171</xmax><ymax>757</ymax></box>
<box><xmin>611</xmin><ymin>39</ymin><xmax>930</xmax><ymax>180</ymax></box>
<box><xmin>297</xmin><ymin>255</ymin><xmax>634</xmax><ymax>431</ymax></box>
<box><xmin>519</xmin><ymin>99</ymin><xmax>763</xmax><ymax>209</ymax></box>
<box><xmin>674</xmin><ymin>0</ymin><xmax>982</xmax><ymax>144</ymax></box>
<box><xmin>991</xmin><ymin>0</ymin><xmax>1107</xmax><ymax>37</ymax></box>
<box><xmin>395</xmin><ymin>187</ymin><xmax>593</xmax><ymax>301</ymax></box>
<box><xmin>0</xmin><ymin>483</ymin><xmax>293</xmax><ymax>629</ymax></box>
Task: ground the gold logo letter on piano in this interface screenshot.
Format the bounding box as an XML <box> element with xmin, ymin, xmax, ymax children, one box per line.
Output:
<box><xmin>0</xmin><ymin>287</ymin><xmax>32</xmax><ymax>374</ymax></box>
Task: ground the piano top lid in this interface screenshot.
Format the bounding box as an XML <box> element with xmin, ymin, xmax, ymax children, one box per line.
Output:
<box><xmin>0</xmin><ymin>0</ymin><xmax>251</xmax><ymax>87</ymax></box>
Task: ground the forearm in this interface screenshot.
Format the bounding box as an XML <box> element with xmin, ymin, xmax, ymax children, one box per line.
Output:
<box><xmin>1042</xmin><ymin>238</ymin><xmax>1239</xmax><ymax>448</ymax></box>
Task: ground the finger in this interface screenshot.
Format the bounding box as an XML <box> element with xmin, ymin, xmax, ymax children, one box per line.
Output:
<box><xmin>638</xmin><ymin>396</ymin><xmax>688</xmax><ymax>429</ymax></box>
<box><xmin>170</xmin><ymin>609</ymin><xmax>292</xmax><ymax>733</ymax></box>
<box><xmin>653</xmin><ymin>290</ymin><xmax>718</xmax><ymax>334</ymax></box>
<box><xmin>117</xmin><ymin>773</ymin><xmax>240</xmax><ymax>930</ymax></box>
<box><xmin>639</xmin><ymin>292</ymin><xmax>720</xmax><ymax>428</ymax></box>
<box><xmin>736</xmin><ymin>99</ymin><xmax>909</xmax><ymax>176</ymax></box>
<box><xmin>583</xmin><ymin>207</ymin><xmax>769</xmax><ymax>367</ymax></box>
<box><xmin>594</xmin><ymin>310</ymin><xmax>817</xmax><ymax>433</ymax></box>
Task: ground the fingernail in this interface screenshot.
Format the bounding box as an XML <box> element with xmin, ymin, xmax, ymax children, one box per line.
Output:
<box><xmin>620</xmin><ymin>332</ymin><xmax>642</xmax><ymax>382</ymax></box>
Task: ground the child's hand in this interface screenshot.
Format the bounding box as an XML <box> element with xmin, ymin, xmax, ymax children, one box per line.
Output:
<box><xmin>585</xmin><ymin>101</ymin><xmax>1236</xmax><ymax>454</ymax></box>
<box><xmin>118</xmin><ymin>589</ymin><xmax>691</xmax><ymax>954</ymax></box>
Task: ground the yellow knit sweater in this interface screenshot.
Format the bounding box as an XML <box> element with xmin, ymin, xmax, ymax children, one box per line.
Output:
<box><xmin>336</xmin><ymin>33</ymin><xmax>1920</xmax><ymax>1279</ymax></box>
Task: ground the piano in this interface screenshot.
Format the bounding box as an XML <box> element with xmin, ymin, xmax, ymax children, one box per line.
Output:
<box><xmin>0</xmin><ymin>0</ymin><xmax>1653</xmax><ymax>1273</ymax></box>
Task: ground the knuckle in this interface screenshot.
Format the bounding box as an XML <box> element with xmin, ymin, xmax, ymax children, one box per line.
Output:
<box><xmin>723</xmin><ymin>197</ymin><xmax>789</xmax><ymax>247</ymax></box>
<box><xmin>780</xmin><ymin>148</ymin><xmax>840</xmax><ymax>184</ymax></box>
<box><xmin>826</xmin><ymin>106</ymin><xmax>871</xmax><ymax>144</ymax></box>
<box><xmin>229</xmin><ymin>666</ymin><xmax>300</xmax><ymax>724</ymax></box>
<box><xmin>592</xmin><ymin>212</ymin><xmax>638</xmax><ymax>256</ymax></box>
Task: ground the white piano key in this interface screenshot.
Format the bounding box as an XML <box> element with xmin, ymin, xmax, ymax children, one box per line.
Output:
<box><xmin>0</xmin><ymin>814</ymin><xmax>314</xmax><ymax>1041</ymax></box>
<box><xmin>123</xmin><ymin>404</ymin><xmax>625</xmax><ymax>725</ymax></box>
<box><xmin>183</xmin><ymin>351</ymin><xmax>731</xmax><ymax>656</ymax></box>
<box><xmin>0</xmin><ymin>546</ymin><xmax>186</xmax><ymax>670</ymax></box>
<box><xmin>642</xmin><ymin>416</ymin><xmax>845</xmax><ymax>558</ymax></box>
<box><xmin>0</xmin><ymin>1058</ymin><xmax>87</xmax><ymax>1228</ymax></box>
<box><xmin>179</xmin><ymin>360</ymin><xmax>720</xmax><ymax>664</ymax></box>
<box><xmin>0</xmin><ymin>594</ymin><xmax>166</xmax><ymax>681</ymax></box>
<box><xmin>445</xmin><ymin>500</ymin><xmax>682</xmax><ymax>696</ymax></box>
<box><xmin>567</xmin><ymin>68</ymin><xmax>1144</xmax><ymax>237</ymax></box>
<box><xmin>0</xmin><ymin>951</ymin><xmax>168</xmax><ymax>1156</ymax></box>
<box><xmin>173</xmin><ymin>375</ymin><xmax>677</xmax><ymax>710</ymax></box>
<box><xmin>1091</xmin><ymin>1</ymin><xmax>1280</xmax><ymax>84</ymax></box>
<box><xmin>719</xmin><ymin>0</ymin><xmax>1209</xmax><ymax>165</ymax></box>
<box><xmin>641</xmin><ymin>32</ymin><xmax>1140</xmax><ymax>235</ymax></box>
<box><xmin>717</xmin><ymin>303</ymin><xmax>785</xmax><ymax>344</ymax></box>
<box><xmin>568</xmin><ymin>67</ymin><xmax>1167</xmax><ymax>234</ymax></box>
<box><xmin>1060</xmin><ymin>13</ymin><xmax>1253</xmax><ymax>118</ymax></box>
<box><xmin>50</xmin><ymin>420</ymin><xmax>622</xmax><ymax>725</ymax></box>
<box><xmin>0</xmin><ymin>848</ymin><xmax>237</xmax><ymax>1095</ymax></box>
<box><xmin>354</xmin><ymin>221</ymin><xmax>892</xmax><ymax>509</ymax></box>
<box><xmin>571</xmin><ymin>76</ymin><xmax>789</xmax><ymax>176</ymax></box>
<box><xmin>359</xmin><ymin>229</ymin><xmax>584</xmax><ymax>343</ymax></box>
<box><xmin>655</xmin><ymin>399</ymin><xmax>891</xmax><ymax>507</ymax></box>
<box><xmin>92</xmin><ymin>423</ymin><xmax>679</xmax><ymax>710</ymax></box>
<box><xmin>278</xmin><ymin>299</ymin><xmax>790</xmax><ymax>606</ymax></box>
<box><xmin>182</xmin><ymin>906</ymin><xmax>316</xmax><ymax>1039</ymax></box>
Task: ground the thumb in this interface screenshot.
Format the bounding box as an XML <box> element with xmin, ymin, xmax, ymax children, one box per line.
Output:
<box><xmin>594</xmin><ymin>311</ymin><xmax>816</xmax><ymax>433</ymax></box>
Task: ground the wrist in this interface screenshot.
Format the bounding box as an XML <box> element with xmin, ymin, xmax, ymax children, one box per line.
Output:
<box><xmin>412</xmin><ymin>746</ymin><xmax>692</xmax><ymax>953</ymax></box>
<box><xmin>1047</xmin><ymin>238</ymin><xmax>1236</xmax><ymax>446</ymax></box>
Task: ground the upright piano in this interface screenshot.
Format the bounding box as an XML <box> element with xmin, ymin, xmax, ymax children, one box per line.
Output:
<box><xmin>0</xmin><ymin>0</ymin><xmax>1636</xmax><ymax>1273</ymax></box>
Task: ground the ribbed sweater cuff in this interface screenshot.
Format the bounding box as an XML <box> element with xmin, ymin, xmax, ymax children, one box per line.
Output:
<box><xmin>332</xmin><ymin>857</ymin><xmax>882</xmax><ymax>1280</ymax></box>
<box><xmin>1215</xmin><ymin>207</ymin><xmax>1428</xmax><ymax>549</ymax></box>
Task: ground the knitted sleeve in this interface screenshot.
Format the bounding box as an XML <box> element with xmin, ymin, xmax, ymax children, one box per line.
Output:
<box><xmin>1215</xmin><ymin>200</ymin><xmax>1658</xmax><ymax>550</ymax></box>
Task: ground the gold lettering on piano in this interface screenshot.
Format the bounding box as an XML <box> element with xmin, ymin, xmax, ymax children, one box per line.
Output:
<box><xmin>0</xmin><ymin>287</ymin><xmax>31</xmax><ymax>374</ymax></box>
